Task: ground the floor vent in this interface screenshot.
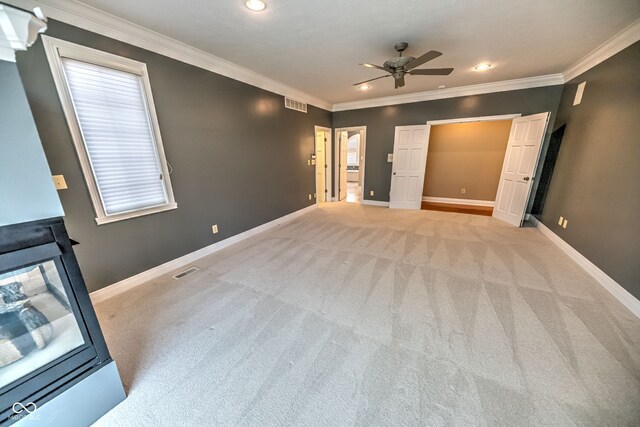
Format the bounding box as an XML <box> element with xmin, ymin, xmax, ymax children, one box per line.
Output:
<box><xmin>172</xmin><ymin>267</ymin><xmax>199</xmax><ymax>279</ymax></box>
<box><xmin>284</xmin><ymin>97</ymin><xmax>307</xmax><ymax>113</ymax></box>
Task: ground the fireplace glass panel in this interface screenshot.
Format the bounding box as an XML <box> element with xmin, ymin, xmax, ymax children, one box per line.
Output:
<box><xmin>0</xmin><ymin>260</ymin><xmax>85</xmax><ymax>388</ymax></box>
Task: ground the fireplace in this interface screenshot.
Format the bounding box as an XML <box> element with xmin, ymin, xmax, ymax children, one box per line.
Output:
<box><xmin>0</xmin><ymin>218</ymin><xmax>114</xmax><ymax>424</ymax></box>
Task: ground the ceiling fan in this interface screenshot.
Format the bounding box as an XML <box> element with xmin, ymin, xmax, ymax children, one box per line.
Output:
<box><xmin>354</xmin><ymin>42</ymin><xmax>454</xmax><ymax>89</ymax></box>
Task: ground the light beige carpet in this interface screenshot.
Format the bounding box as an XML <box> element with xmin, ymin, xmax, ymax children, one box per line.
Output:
<box><xmin>94</xmin><ymin>203</ymin><xmax>640</xmax><ymax>426</ymax></box>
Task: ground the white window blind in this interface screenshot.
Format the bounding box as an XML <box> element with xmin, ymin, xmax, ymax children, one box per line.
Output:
<box><xmin>62</xmin><ymin>58</ymin><xmax>168</xmax><ymax>216</ymax></box>
<box><xmin>42</xmin><ymin>36</ymin><xmax>176</xmax><ymax>224</ymax></box>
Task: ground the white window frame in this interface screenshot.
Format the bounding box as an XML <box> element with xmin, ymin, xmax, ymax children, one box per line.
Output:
<box><xmin>42</xmin><ymin>36</ymin><xmax>177</xmax><ymax>225</ymax></box>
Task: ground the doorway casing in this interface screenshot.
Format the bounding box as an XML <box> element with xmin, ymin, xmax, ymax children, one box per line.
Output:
<box><xmin>334</xmin><ymin>126</ymin><xmax>367</xmax><ymax>202</ymax></box>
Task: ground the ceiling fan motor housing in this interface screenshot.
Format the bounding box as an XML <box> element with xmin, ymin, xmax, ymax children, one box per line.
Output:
<box><xmin>384</xmin><ymin>56</ymin><xmax>415</xmax><ymax>74</ymax></box>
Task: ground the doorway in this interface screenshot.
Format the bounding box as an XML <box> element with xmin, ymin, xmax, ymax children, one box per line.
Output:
<box><xmin>334</xmin><ymin>126</ymin><xmax>366</xmax><ymax>203</ymax></box>
<box><xmin>314</xmin><ymin>126</ymin><xmax>332</xmax><ymax>204</ymax></box>
<box><xmin>421</xmin><ymin>117</ymin><xmax>516</xmax><ymax>216</ymax></box>
<box><xmin>388</xmin><ymin>113</ymin><xmax>550</xmax><ymax>227</ymax></box>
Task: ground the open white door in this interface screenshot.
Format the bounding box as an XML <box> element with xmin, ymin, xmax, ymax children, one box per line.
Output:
<box><xmin>493</xmin><ymin>112</ymin><xmax>550</xmax><ymax>226</ymax></box>
<box><xmin>339</xmin><ymin>132</ymin><xmax>348</xmax><ymax>201</ymax></box>
<box><xmin>315</xmin><ymin>130</ymin><xmax>326</xmax><ymax>202</ymax></box>
<box><xmin>389</xmin><ymin>125</ymin><xmax>429</xmax><ymax>209</ymax></box>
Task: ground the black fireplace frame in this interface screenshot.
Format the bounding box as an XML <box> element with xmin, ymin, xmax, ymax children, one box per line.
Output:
<box><xmin>0</xmin><ymin>217</ymin><xmax>112</xmax><ymax>424</ymax></box>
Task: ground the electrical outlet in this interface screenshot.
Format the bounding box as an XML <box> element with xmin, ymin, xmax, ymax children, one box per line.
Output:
<box><xmin>52</xmin><ymin>175</ymin><xmax>67</xmax><ymax>190</ymax></box>
<box><xmin>308</xmin><ymin>194</ymin><xmax>312</xmax><ymax>200</ymax></box>
<box><xmin>370</xmin><ymin>190</ymin><xmax>374</xmax><ymax>196</ymax></box>
<box><xmin>558</xmin><ymin>216</ymin><xmax>564</xmax><ymax>225</ymax></box>
<box><xmin>460</xmin><ymin>188</ymin><xmax>466</xmax><ymax>194</ymax></box>
<box><xmin>562</xmin><ymin>219</ymin><xmax>568</xmax><ymax>229</ymax></box>
<box><xmin>211</xmin><ymin>224</ymin><xmax>219</xmax><ymax>234</ymax></box>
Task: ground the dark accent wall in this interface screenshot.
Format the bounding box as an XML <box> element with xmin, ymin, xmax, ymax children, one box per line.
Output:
<box><xmin>539</xmin><ymin>42</ymin><xmax>640</xmax><ymax>298</ymax></box>
<box><xmin>333</xmin><ymin>86</ymin><xmax>563</xmax><ymax>206</ymax></box>
<box><xmin>15</xmin><ymin>20</ymin><xmax>331</xmax><ymax>292</ymax></box>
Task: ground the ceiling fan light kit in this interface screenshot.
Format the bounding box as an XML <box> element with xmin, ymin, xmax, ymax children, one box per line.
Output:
<box><xmin>354</xmin><ymin>42</ymin><xmax>454</xmax><ymax>89</ymax></box>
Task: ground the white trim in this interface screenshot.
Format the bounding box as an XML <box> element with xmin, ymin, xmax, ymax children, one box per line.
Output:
<box><xmin>332</xmin><ymin>74</ymin><xmax>564</xmax><ymax>112</ymax></box>
<box><xmin>361</xmin><ymin>200</ymin><xmax>389</xmax><ymax>207</ymax></box>
<box><xmin>334</xmin><ymin>126</ymin><xmax>367</xmax><ymax>203</ymax></box>
<box><xmin>8</xmin><ymin>0</ymin><xmax>332</xmax><ymax>110</ymax></box>
<box><xmin>41</xmin><ymin>35</ymin><xmax>177</xmax><ymax>225</ymax></box>
<box><xmin>314</xmin><ymin>126</ymin><xmax>332</xmax><ymax>204</ymax></box>
<box><xmin>426</xmin><ymin>114</ymin><xmax>521</xmax><ymax>126</ymax></box>
<box><xmin>95</xmin><ymin>202</ymin><xmax>178</xmax><ymax>225</ymax></box>
<box><xmin>536</xmin><ymin>220</ymin><xmax>640</xmax><ymax>319</ymax></box>
<box><xmin>0</xmin><ymin>4</ymin><xmax>47</xmax><ymax>62</ymax></box>
<box><xmin>422</xmin><ymin>197</ymin><xmax>494</xmax><ymax>207</ymax></box>
<box><xmin>562</xmin><ymin>19</ymin><xmax>640</xmax><ymax>82</ymax></box>
<box><xmin>90</xmin><ymin>204</ymin><xmax>318</xmax><ymax>304</ymax></box>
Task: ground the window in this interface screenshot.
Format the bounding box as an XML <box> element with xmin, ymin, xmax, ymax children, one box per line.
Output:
<box><xmin>347</xmin><ymin>134</ymin><xmax>360</xmax><ymax>166</ymax></box>
<box><xmin>42</xmin><ymin>36</ymin><xmax>176</xmax><ymax>225</ymax></box>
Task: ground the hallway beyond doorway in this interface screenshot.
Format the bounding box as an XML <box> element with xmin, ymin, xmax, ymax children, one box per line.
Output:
<box><xmin>346</xmin><ymin>182</ymin><xmax>361</xmax><ymax>203</ymax></box>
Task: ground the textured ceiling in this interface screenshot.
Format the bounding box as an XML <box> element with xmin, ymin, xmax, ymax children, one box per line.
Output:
<box><xmin>71</xmin><ymin>0</ymin><xmax>639</xmax><ymax>104</ymax></box>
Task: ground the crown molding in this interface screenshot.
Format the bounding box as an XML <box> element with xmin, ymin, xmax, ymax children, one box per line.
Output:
<box><xmin>0</xmin><ymin>4</ymin><xmax>47</xmax><ymax>62</ymax></box>
<box><xmin>332</xmin><ymin>74</ymin><xmax>564</xmax><ymax>112</ymax></box>
<box><xmin>5</xmin><ymin>1</ymin><xmax>638</xmax><ymax>112</ymax></box>
<box><xmin>562</xmin><ymin>19</ymin><xmax>640</xmax><ymax>83</ymax></box>
<box><xmin>4</xmin><ymin>0</ymin><xmax>333</xmax><ymax>110</ymax></box>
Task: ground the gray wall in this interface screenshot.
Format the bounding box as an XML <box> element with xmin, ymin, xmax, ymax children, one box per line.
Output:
<box><xmin>0</xmin><ymin>60</ymin><xmax>64</xmax><ymax>226</ymax></box>
<box><xmin>333</xmin><ymin>86</ymin><xmax>563</xmax><ymax>206</ymax></box>
<box><xmin>15</xmin><ymin>20</ymin><xmax>331</xmax><ymax>292</ymax></box>
<box><xmin>540</xmin><ymin>42</ymin><xmax>640</xmax><ymax>298</ymax></box>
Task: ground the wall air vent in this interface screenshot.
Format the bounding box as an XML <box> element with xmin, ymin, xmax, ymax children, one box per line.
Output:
<box><xmin>172</xmin><ymin>267</ymin><xmax>199</xmax><ymax>279</ymax></box>
<box><xmin>284</xmin><ymin>97</ymin><xmax>307</xmax><ymax>113</ymax></box>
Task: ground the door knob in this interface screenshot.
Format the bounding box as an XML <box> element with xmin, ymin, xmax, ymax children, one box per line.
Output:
<box><xmin>523</xmin><ymin>177</ymin><xmax>530</xmax><ymax>181</ymax></box>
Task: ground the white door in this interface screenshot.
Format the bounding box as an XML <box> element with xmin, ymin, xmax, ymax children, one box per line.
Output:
<box><xmin>339</xmin><ymin>132</ymin><xmax>348</xmax><ymax>201</ymax></box>
<box><xmin>315</xmin><ymin>131</ymin><xmax>326</xmax><ymax>202</ymax></box>
<box><xmin>493</xmin><ymin>112</ymin><xmax>550</xmax><ymax>226</ymax></box>
<box><xmin>389</xmin><ymin>125</ymin><xmax>429</xmax><ymax>209</ymax></box>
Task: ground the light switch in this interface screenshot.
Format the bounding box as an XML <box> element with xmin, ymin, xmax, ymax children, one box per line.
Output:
<box><xmin>52</xmin><ymin>175</ymin><xmax>67</xmax><ymax>190</ymax></box>
<box><xmin>562</xmin><ymin>219</ymin><xmax>568</xmax><ymax>229</ymax></box>
<box><xmin>558</xmin><ymin>216</ymin><xmax>563</xmax><ymax>225</ymax></box>
<box><xmin>387</xmin><ymin>154</ymin><xmax>393</xmax><ymax>162</ymax></box>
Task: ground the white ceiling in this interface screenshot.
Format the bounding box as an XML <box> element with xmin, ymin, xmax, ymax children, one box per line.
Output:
<box><xmin>54</xmin><ymin>0</ymin><xmax>640</xmax><ymax>104</ymax></box>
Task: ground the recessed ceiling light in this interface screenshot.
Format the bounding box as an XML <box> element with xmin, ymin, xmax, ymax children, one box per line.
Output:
<box><xmin>438</xmin><ymin>85</ymin><xmax>446</xmax><ymax>89</ymax></box>
<box><xmin>474</xmin><ymin>63</ymin><xmax>492</xmax><ymax>71</ymax></box>
<box><xmin>359</xmin><ymin>84</ymin><xmax>371</xmax><ymax>91</ymax></box>
<box><xmin>245</xmin><ymin>0</ymin><xmax>266</xmax><ymax>11</ymax></box>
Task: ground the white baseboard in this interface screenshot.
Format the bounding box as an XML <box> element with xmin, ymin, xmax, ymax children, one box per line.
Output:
<box><xmin>536</xmin><ymin>220</ymin><xmax>640</xmax><ymax>319</ymax></box>
<box><xmin>361</xmin><ymin>200</ymin><xmax>390</xmax><ymax>207</ymax></box>
<box><xmin>89</xmin><ymin>204</ymin><xmax>318</xmax><ymax>304</ymax></box>
<box><xmin>422</xmin><ymin>196</ymin><xmax>495</xmax><ymax>207</ymax></box>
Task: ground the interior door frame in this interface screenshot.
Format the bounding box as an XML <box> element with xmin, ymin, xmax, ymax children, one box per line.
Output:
<box><xmin>421</xmin><ymin>114</ymin><xmax>522</xmax><ymax>204</ymax></box>
<box><xmin>314</xmin><ymin>126</ymin><xmax>332</xmax><ymax>204</ymax></box>
<box><xmin>334</xmin><ymin>126</ymin><xmax>367</xmax><ymax>202</ymax></box>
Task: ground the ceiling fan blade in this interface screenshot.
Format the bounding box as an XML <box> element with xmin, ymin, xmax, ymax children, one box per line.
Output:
<box><xmin>406</xmin><ymin>50</ymin><xmax>442</xmax><ymax>70</ymax></box>
<box><xmin>395</xmin><ymin>75</ymin><xmax>405</xmax><ymax>89</ymax></box>
<box><xmin>360</xmin><ymin>63</ymin><xmax>387</xmax><ymax>71</ymax></box>
<box><xmin>353</xmin><ymin>75</ymin><xmax>390</xmax><ymax>86</ymax></box>
<box><xmin>409</xmin><ymin>68</ymin><xmax>454</xmax><ymax>76</ymax></box>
